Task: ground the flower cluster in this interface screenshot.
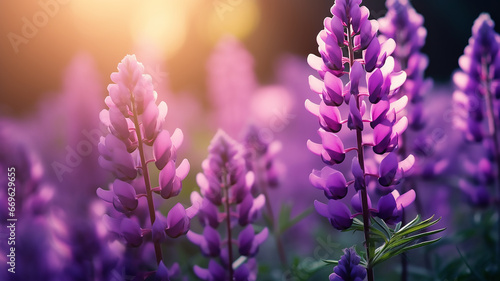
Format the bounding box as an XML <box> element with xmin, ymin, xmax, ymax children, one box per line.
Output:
<box><xmin>188</xmin><ymin>130</ymin><xmax>268</xmax><ymax>281</ymax></box>
<box><xmin>243</xmin><ymin>126</ymin><xmax>282</xmax><ymax>192</ymax></box>
<box><xmin>329</xmin><ymin>248</ymin><xmax>366</xmax><ymax>281</ymax></box>
<box><xmin>96</xmin><ymin>55</ymin><xmax>195</xmax><ymax>278</ymax></box>
<box><xmin>378</xmin><ymin>0</ymin><xmax>431</xmax><ymax>131</ymax></box>
<box><xmin>208</xmin><ymin>36</ymin><xmax>257</xmax><ymax>137</ymax></box>
<box><xmin>307</xmin><ymin>0</ymin><xmax>415</xmax><ymax>231</ymax></box>
<box><xmin>453</xmin><ymin>14</ymin><xmax>500</xmax><ymax>207</ymax></box>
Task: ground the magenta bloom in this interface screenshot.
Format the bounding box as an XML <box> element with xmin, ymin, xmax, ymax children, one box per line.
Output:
<box><xmin>329</xmin><ymin>248</ymin><xmax>366</xmax><ymax>281</ymax></box>
<box><xmin>307</xmin><ymin>0</ymin><xmax>415</xmax><ymax>230</ymax></box>
<box><xmin>188</xmin><ymin>130</ymin><xmax>268</xmax><ymax>281</ymax></box>
<box><xmin>453</xmin><ymin>14</ymin><xmax>500</xmax><ymax>208</ymax></box>
<box><xmin>96</xmin><ymin>55</ymin><xmax>194</xmax><ymax>278</ymax></box>
<box><xmin>379</xmin><ymin>0</ymin><xmax>432</xmax><ymax>130</ymax></box>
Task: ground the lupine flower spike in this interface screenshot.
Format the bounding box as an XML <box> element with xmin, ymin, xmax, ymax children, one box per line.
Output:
<box><xmin>308</xmin><ymin>0</ymin><xmax>442</xmax><ymax>279</ymax></box>
<box><xmin>329</xmin><ymin>248</ymin><xmax>366</xmax><ymax>281</ymax></box>
<box><xmin>378</xmin><ymin>1</ymin><xmax>431</xmax><ymax>278</ymax></box>
<box><xmin>453</xmin><ymin>13</ymin><xmax>500</xmax><ymax>255</ymax></box>
<box><xmin>188</xmin><ymin>130</ymin><xmax>268</xmax><ymax>281</ymax></box>
<box><xmin>242</xmin><ymin>126</ymin><xmax>287</xmax><ymax>266</ymax></box>
<box><xmin>379</xmin><ymin>0</ymin><xmax>431</xmax><ymax>131</ymax></box>
<box><xmin>97</xmin><ymin>55</ymin><xmax>196</xmax><ymax>279</ymax></box>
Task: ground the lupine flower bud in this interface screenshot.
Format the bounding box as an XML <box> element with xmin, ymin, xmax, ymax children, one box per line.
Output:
<box><xmin>238</xmin><ymin>225</ymin><xmax>269</xmax><ymax>257</ymax></box>
<box><xmin>329</xmin><ymin>248</ymin><xmax>367</xmax><ymax>281</ymax></box>
<box><xmin>188</xmin><ymin>130</ymin><xmax>268</xmax><ymax>280</ymax></box>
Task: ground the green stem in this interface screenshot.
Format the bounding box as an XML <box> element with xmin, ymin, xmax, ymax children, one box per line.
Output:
<box><xmin>131</xmin><ymin>98</ymin><xmax>162</xmax><ymax>265</ymax></box>
<box><xmin>223</xmin><ymin>172</ymin><xmax>234</xmax><ymax>280</ymax></box>
<box><xmin>253</xmin><ymin>153</ymin><xmax>288</xmax><ymax>268</ymax></box>
<box><xmin>481</xmin><ymin>58</ymin><xmax>500</xmax><ymax>261</ymax></box>
<box><xmin>347</xmin><ymin>19</ymin><xmax>374</xmax><ymax>281</ymax></box>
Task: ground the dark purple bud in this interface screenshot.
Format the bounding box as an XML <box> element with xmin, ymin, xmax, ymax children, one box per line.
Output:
<box><xmin>187</xmin><ymin>226</ymin><xmax>221</xmax><ymax>257</ymax></box>
<box><xmin>197</xmin><ymin>172</ymin><xmax>222</xmax><ymax>206</ymax></box>
<box><xmin>351</xmin><ymin>190</ymin><xmax>372</xmax><ymax>213</ymax></box>
<box><xmin>377</xmin><ymin>193</ymin><xmax>397</xmax><ymax>221</ymax></box>
<box><xmin>331</xmin><ymin>0</ymin><xmax>348</xmax><ymax>25</ymax></box>
<box><xmin>154</xmin><ymin>130</ymin><xmax>172</xmax><ymax>170</ymax></box>
<box><xmin>165</xmin><ymin>203</ymin><xmax>190</xmax><ymax>238</ymax></box>
<box><xmin>318</xmin><ymin>129</ymin><xmax>346</xmax><ymax>164</ymax></box>
<box><xmin>112</xmin><ymin>179</ymin><xmax>138</xmax><ymax>211</ymax></box>
<box><xmin>194</xmin><ymin>260</ymin><xmax>226</xmax><ymax>281</ymax></box>
<box><xmin>329</xmin><ymin>248</ymin><xmax>366</xmax><ymax>281</ymax></box>
<box><xmin>329</xmin><ymin>16</ymin><xmax>345</xmax><ymax>46</ymax></box>
<box><xmin>349</xmin><ymin>62</ymin><xmax>364</xmax><ymax>96</ymax></box>
<box><xmin>159</xmin><ymin>161</ymin><xmax>177</xmax><ymax>199</ymax></box>
<box><xmin>378</xmin><ymin>152</ymin><xmax>398</xmax><ymax>187</ymax></box>
<box><xmin>238</xmin><ymin>194</ymin><xmax>265</xmax><ymax>226</ymax></box>
<box><xmin>320</xmin><ymin>101</ymin><xmax>343</xmax><ymax>133</ymax></box>
<box><xmin>348</xmin><ymin>95</ymin><xmax>364</xmax><ymax>131</ymax></box>
<box><xmin>365</xmin><ymin>38</ymin><xmax>381</xmax><ymax>72</ymax></box>
<box><xmin>155</xmin><ymin>261</ymin><xmax>170</xmax><ymax>281</ymax></box>
<box><xmin>314</xmin><ymin>200</ymin><xmax>353</xmax><ymax>230</ymax></box>
<box><xmin>323</xmin><ymin>39</ymin><xmax>344</xmax><ymax>71</ymax></box>
<box><xmin>351</xmin><ymin>157</ymin><xmax>365</xmax><ymax>191</ymax></box>
<box><xmin>234</xmin><ymin>263</ymin><xmax>251</xmax><ymax>281</ymax></box>
<box><xmin>99</xmin><ymin>134</ymin><xmax>137</xmax><ymax>180</ymax></box>
<box><xmin>350</xmin><ymin>3</ymin><xmax>362</xmax><ymax>33</ymax></box>
<box><xmin>152</xmin><ymin>211</ymin><xmax>168</xmax><ymax>243</ymax></box>
<box><xmin>368</xmin><ymin>69</ymin><xmax>384</xmax><ymax>104</ymax></box>
<box><xmin>466</xmin><ymin>118</ymin><xmax>483</xmax><ymax>142</ymax></box>
<box><xmin>120</xmin><ymin>217</ymin><xmax>142</xmax><ymax>247</ymax></box>
<box><xmin>238</xmin><ymin>225</ymin><xmax>269</xmax><ymax>257</ymax></box>
<box><xmin>360</xmin><ymin>19</ymin><xmax>378</xmax><ymax>50</ymax></box>
<box><xmin>310</xmin><ymin>167</ymin><xmax>348</xmax><ymax>200</ymax></box>
<box><xmin>191</xmin><ymin>192</ymin><xmax>220</xmax><ymax>228</ymax></box>
<box><xmin>324</xmin><ymin>71</ymin><xmax>345</xmax><ymax>106</ymax></box>
<box><xmin>373</xmin><ymin>120</ymin><xmax>394</xmax><ymax>154</ymax></box>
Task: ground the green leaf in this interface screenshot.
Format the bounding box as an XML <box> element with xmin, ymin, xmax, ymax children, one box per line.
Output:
<box><xmin>385</xmin><ymin>228</ymin><xmax>445</xmax><ymax>251</ymax></box>
<box><xmin>395</xmin><ymin>216</ymin><xmax>440</xmax><ymax>238</ymax></box>
<box><xmin>369</xmin><ymin>215</ymin><xmax>444</xmax><ymax>267</ymax></box>
<box><xmin>323</xmin><ymin>259</ymin><xmax>339</xmax><ymax>265</ymax></box>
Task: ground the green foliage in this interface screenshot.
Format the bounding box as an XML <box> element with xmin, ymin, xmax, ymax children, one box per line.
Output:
<box><xmin>338</xmin><ymin>215</ymin><xmax>444</xmax><ymax>269</ymax></box>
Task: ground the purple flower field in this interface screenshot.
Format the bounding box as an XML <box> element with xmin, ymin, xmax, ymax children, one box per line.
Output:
<box><xmin>0</xmin><ymin>0</ymin><xmax>499</xmax><ymax>280</ymax></box>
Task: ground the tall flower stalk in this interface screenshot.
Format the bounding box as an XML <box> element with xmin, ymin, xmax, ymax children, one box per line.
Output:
<box><xmin>307</xmin><ymin>1</ymin><xmax>442</xmax><ymax>279</ymax></box>
<box><xmin>97</xmin><ymin>55</ymin><xmax>195</xmax><ymax>279</ymax></box>
<box><xmin>188</xmin><ymin>130</ymin><xmax>268</xmax><ymax>281</ymax></box>
<box><xmin>243</xmin><ymin>126</ymin><xmax>287</xmax><ymax>267</ymax></box>
<box><xmin>378</xmin><ymin>1</ymin><xmax>431</xmax><ymax>278</ymax></box>
<box><xmin>453</xmin><ymin>13</ymin><xmax>500</xmax><ymax>257</ymax></box>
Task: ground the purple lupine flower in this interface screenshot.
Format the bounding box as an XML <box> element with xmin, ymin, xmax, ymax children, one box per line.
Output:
<box><xmin>307</xmin><ymin>1</ymin><xmax>415</xmax><ymax>278</ymax></box>
<box><xmin>329</xmin><ymin>248</ymin><xmax>367</xmax><ymax>281</ymax></box>
<box><xmin>242</xmin><ymin>125</ymin><xmax>289</xmax><ymax>266</ymax></box>
<box><xmin>378</xmin><ymin>0</ymin><xmax>432</xmax><ymax>131</ymax></box>
<box><xmin>96</xmin><ymin>55</ymin><xmax>194</xmax><ymax>278</ymax></box>
<box><xmin>207</xmin><ymin>36</ymin><xmax>257</xmax><ymax>137</ymax></box>
<box><xmin>453</xmin><ymin>14</ymin><xmax>500</xmax><ymax>208</ymax></box>
<box><xmin>243</xmin><ymin>125</ymin><xmax>282</xmax><ymax>191</ymax></box>
<box><xmin>188</xmin><ymin>130</ymin><xmax>268</xmax><ymax>281</ymax></box>
<box><xmin>0</xmin><ymin>124</ymin><xmax>99</xmax><ymax>281</ymax></box>
<box><xmin>307</xmin><ymin>0</ymin><xmax>414</xmax><ymax>227</ymax></box>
